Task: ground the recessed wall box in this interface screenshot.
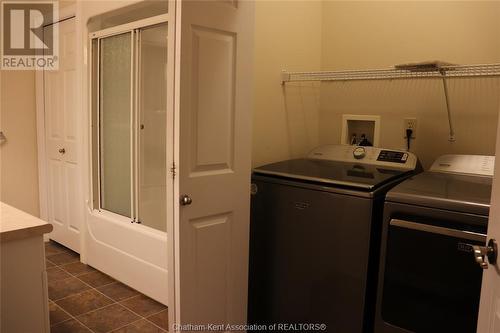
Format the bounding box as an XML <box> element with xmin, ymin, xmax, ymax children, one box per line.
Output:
<box><xmin>341</xmin><ymin>114</ymin><xmax>380</xmax><ymax>147</ymax></box>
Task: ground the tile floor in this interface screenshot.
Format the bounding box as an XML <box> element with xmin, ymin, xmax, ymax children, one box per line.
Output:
<box><xmin>45</xmin><ymin>241</ymin><xmax>168</xmax><ymax>333</ymax></box>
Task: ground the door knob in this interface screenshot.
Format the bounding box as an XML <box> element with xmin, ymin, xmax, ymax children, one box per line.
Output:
<box><xmin>58</xmin><ymin>148</ymin><xmax>66</xmax><ymax>154</ymax></box>
<box><xmin>180</xmin><ymin>194</ymin><xmax>192</xmax><ymax>206</ymax></box>
<box><xmin>471</xmin><ymin>239</ymin><xmax>497</xmax><ymax>269</ymax></box>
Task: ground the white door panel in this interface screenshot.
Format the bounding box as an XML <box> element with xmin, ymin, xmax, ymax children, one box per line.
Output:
<box><xmin>49</xmin><ymin>160</ymin><xmax>64</xmax><ymax>225</ymax></box>
<box><xmin>175</xmin><ymin>0</ymin><xmax>254</xmax><ymax>329</ymax></box>
<box><xmin>185</xmin><ymin>212</ymin><xmax>233</xmax><ymax>324</ymax></box>
<box><xmin>190</xmin><ymin>26</ymin><xmax>236</xmax><ymax>175</ymax></box>
<box><xmin>44</xmin><ymin>17</ymin><xmax>81</xmax><ymax>251</ymax></box>
<box><xmin>65</xmin><ymin>163</ymin><xmax>80</xmax><ymax>231</ymax></box>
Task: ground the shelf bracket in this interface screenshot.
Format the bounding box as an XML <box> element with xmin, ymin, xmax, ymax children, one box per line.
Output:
<box><xmin>439</xmin><ymin>70</ymin><xmax>456</xmax><ymax>142</ymax></box>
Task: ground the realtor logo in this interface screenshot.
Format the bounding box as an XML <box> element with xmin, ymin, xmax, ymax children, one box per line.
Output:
<box><xmin>1</xmin><ymin>1</ymin><xmax>59</xmax><ymax>70</ymax></box>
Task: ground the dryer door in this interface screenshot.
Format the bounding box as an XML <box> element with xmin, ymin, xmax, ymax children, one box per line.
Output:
<box><xmin>382</xmin><ymin>219</ymin><xmax>486</xmax><ymax>333</ymax></box>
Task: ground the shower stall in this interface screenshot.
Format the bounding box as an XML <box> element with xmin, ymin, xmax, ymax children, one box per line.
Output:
<box><xmin>94</xmin><ymin>23</ymin><xmax>168</xmax><ymax>230</ymax></box>
<box><xmin>85</xmin><ymin>4</ymin><xmax>174</xmax><ymax>304</ymax></box>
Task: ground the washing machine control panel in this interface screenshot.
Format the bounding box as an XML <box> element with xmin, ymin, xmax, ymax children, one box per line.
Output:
<box><xmin>377</xmin><ymin>150</ymin><xmax>408</xmax><ymax>163</ymax></box>
<box><xmin>308</xmin><ymin>145</ymin><xmax>418</xmax><ymax>170</ymax></box>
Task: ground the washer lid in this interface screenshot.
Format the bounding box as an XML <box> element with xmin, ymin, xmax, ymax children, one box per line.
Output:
<box><xmin>386</xmin><ymin>172</ymin><xmax>492</xmax><ymax>216</ymax></box>
<box><xmin>253</xmin><ymin>158</ymin><xmax>411</xmax><ymax>191</ymax></box>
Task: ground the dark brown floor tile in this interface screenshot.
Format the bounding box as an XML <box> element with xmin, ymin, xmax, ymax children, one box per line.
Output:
<box><xmin>120</xmin><ymin>295</ymin><xmax>166</xmax><ymax>317</ymax></box>
<box><xmin>146</xmin><ymin>309</ymin><xmax>168</xmax><ymax>331</ymax></box>
<box><xmin>112</xmin><ymin>319</ymin><xmax>166</xmax><ymax>333</ymax></box>
<box><xmin>49</xmin><ymin>302</ymin><xmax>71</xmax><ymax>326</ymax></box>
<box><xmin>78</xmin><ymin>270</ymin><xmax>115</xmax><ymax>288</ymax></box>
<box><xmin>56</xmin><ymin>289</ymin><xmax>114</xmax><ymax>316</ymax></box>
<box><xmin>48</xmin><ymin>277</ymin><xmax>91</xmax><ymax>301</ymax></box>
<box><xmin>77</xmin><ymin>304</ymin><xmax>140</xmax><ymax>333</ymax></box>
<box><xmin>46</xmin><ymin>260</ymin><xmax>56</xmax><ymax>268</ymax></box>
<box><xmin>47</xmin><ymin>267</ymin><xmax>72</xmax><ymax>282</ymax></box>
<box><xmin>47</xmin><ymin>251</ymin><xmax>80</xmax><ymax>265</ymax></box>
<box><xmin>45</xmin><ymin>241</ymin><xmax>70</xmax><ymax>256</ymax></box>
<box><xmin>51</xmin><ymin>318</ymin><xmax>92</xmax><ymax>333</ymax></box>
<box><xmin>97</xmin><ymin>282</ymin><xmax>140</xmax><ymax>302</ymax></box>
<box><xmin>61</xmin><ymin>262</ymin><xmax>97</xmax><ymax>277</ymax></box>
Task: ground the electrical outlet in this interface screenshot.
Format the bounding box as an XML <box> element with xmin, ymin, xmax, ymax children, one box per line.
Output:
<box><xmin>404</xmin><ymin>118</ymin><xmax>417</xmax><ymax>139</ymax></box>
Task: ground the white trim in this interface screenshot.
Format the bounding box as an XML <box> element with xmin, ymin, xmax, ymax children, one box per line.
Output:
<box><xmin>34</xmin><ymin>7</ymin><xmax>48</xmax><ymax>244</ymax></box>
<box><xmin>166</xmin><ymin>0</ymin><xmax>178</xmax><ymax>330</ymax></box>
<box><xmin>81</xmin><ymin>0</ymin><xmax>92</xmax><ymax>264</ymax></box>
<box><xmin>35</xmin><ymin>57</ymin><xmax>48</xmax><ymax>223</ymax></box>
<box><xmin>172</xmin><ymin>0</ymin><xmax>181</xmax><ymax>329</ymax></box>
<box><xmin>89</xmin><ymin>13</ymin><xmax>170</xmax><ymax>39</ymax></box>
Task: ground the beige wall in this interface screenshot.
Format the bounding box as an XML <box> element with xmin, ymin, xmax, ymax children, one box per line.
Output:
<box><xmin>2</xmin><ymin>2</ymin><xmax>500</xmax><ymax>214</ymax></box>
<box><xmin>0</xmin><ymin>0</ymin><xmax>75</xmax><ymax>217</ymax></box>
<box><xmin>0</xmin><ymin>70</ymin><xmax>40</xmax><ymax>216</ymax></box>
<box><xmin>319</xmin><ymin>1</ymin><xmax>500</xmax><ymax>168</ymax></box>
<box><xmin>252</xmin><ymin>1</ymin><xmax>323</xmax><ymax>167</ymax></box>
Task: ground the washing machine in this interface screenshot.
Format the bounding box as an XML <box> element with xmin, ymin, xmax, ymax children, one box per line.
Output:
<box><xmin>247</xmin><ymin>144</ymin><xmax>421</xmax><ymax>333</ymax></box>
<box><xmin>375</xmin><ymin>154</ymin><xmax>495</xmax><ymax>333</ymax></box>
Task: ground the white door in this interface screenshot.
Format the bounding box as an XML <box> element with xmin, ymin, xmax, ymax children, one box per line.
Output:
<box><xmin>44</xmin><ymin>17</ymin><xmax>81</xmax><ymax>252</ymax></box>
<box><xmin>477</xmin><ymin>110</ymin><xmax>500</xmax><ymax>332</ymax></box>
<box><xmin>173</xmin><ymin>0</ymin><xmax>255</xmax><ymax>330</ymax></box>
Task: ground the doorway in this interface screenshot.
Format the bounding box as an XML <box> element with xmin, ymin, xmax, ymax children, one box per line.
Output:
<box><xmin>40</xmin><ymin>15</ymin><xmax>82</xmax><ymax>253</ymax></box>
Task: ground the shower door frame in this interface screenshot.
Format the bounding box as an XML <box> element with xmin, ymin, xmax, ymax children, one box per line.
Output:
<box><xmin>89</xmin><ymin>14</ymin><xmax>172</xmax><ymax>228</ymax></box>
<box><xmin>85</xmin><ymin>11</ymin><xmax>175</xmax><ymax>305</ymax></box>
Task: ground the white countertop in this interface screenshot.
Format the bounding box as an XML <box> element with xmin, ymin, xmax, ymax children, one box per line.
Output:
<box><xmin>0</xmin><ymin>202</ymin><xmax>53</xmax><ymax>242</ymax></box>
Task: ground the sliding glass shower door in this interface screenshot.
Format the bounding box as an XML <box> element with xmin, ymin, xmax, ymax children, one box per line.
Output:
<box><xmin>99</xmin><ymin>32</ymin><xmax>133</xmax><ymax>218</ymax></box>
<box><xmin>138</xmin><ymin>24</ymin><xmax>168</xmax><ymax>232</ymax></box>
<box><xmin>93</xmin><ymin>23</ymin><xmax>168</xmax><ymax>232</ymax></box>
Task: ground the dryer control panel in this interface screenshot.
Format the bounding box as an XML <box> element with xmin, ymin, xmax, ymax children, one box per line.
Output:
<box><xmin>430</xmin><ymin>154</ymin><xmax>495</xmax><ymax>177</ymax></box>
<box><xmin>308</xmin><ymin>145</ymin><xmax>418</xmax><ymax>170</ymax></box>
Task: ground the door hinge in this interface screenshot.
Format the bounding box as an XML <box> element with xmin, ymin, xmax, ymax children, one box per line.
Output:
<box><xmin>170</xmin><ymin>162</ymin><xmax>176</xmax><ymax>179</ymax></box>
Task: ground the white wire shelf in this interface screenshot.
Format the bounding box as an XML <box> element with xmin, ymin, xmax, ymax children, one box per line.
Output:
<box><xmin>281</xmin><ymin>62</ymin><xmax>500</xmax><ymax>143</ymax></box>
<box><xmin>281</xmin><ymin>63</ymin><xmax>500</xmax><ymax>84</ymax></box>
